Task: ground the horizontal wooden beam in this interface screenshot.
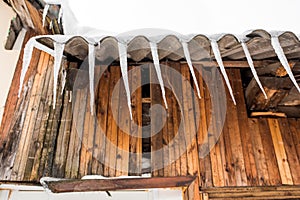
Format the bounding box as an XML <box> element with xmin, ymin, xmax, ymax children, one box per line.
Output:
<box><xmin>250</xmin><ymin>112</ymin><xmax>287</xmax><ymax>118</ymax></box>
<box><xmin>181</xmin><ymin>60</ymin><xmax>267</xmax><ymax>68</ymax></box>
<box><xmin>200</xmin><ymin>185</ymin><xmax>300</xmax><ymax>199</ymax></box>
<box><xmin>46</xmin><ymin>176</ymin><xmax>196</xmax><ymax>193</ymax></box>
<box><xmin>129</xmin><ymin>60</ymin><xmax>299</xmax><ymax>68</ymax></box>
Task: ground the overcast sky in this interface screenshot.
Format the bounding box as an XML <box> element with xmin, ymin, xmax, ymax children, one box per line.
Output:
<box><xmin>69</xmin><ymin>0</ymin><xmax>300</xmax><ymax>35</ymax></box>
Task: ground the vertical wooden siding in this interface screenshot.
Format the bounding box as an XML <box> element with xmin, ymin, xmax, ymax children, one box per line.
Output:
<box><xmin>0</xmin><ymin>53</ymin><xmax>299</xmax><ymax>198</ymax></box>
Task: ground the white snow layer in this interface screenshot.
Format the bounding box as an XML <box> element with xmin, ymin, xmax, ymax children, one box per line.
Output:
<box><xmin>88</xmin><ymin>43</ymin><xmax>95</xmax><ymax>115</ymax></box>
<box><xmin>271</xmin><ymin>36</ymin><xmax>300</xmax><ymax>93</ymax></box>
<box><xmin>241</xmin><ymin>41</ymin><xmax>268</xmax><ymax>99</ymax></box>
<box><xmin>53</xmin><ymin>42</ymin><xmax>65</xmax><ymax>109</ymax></box>
<box><xmin>118</xmin><ymin>42</ymin><xmax>133</xmax><ymax>120</ymax></box>
<box><xmin>182</xmin><ymin>41</ymin><xmax>201</xmax><ymax>98</ymax></box>
<box><xmin>210</xmin><ymin>39</ymin><xmax>236</xmax><ymax>105</ymax></box>
<box><xmin>149</xmin><ymin>41</ymin><xmax>168</xmax><ymax>109</ymax></box>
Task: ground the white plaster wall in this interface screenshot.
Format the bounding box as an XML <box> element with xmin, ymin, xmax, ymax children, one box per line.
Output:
<box><xmin>0</xmin><ymin>188</ymin><xmax>183</xmax><ymax>200</ymax></box>
<box><xmin>0</xmin><ymin>1</ymin><xmax>24</xmax><ymax>124</ymax></box>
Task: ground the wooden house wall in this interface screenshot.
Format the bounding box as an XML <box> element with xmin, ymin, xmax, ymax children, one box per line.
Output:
<box><xmin>0</xmin><ymin>48</ymin><xmax>299</xmax><ymax>197</ymax></box>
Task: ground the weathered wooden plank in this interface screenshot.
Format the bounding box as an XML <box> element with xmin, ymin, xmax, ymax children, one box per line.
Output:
<box><xmin>47</xmin><ymin>176</ymin><xmax>196</xmax><ymax>193</ymax></box>
<box><xmin>0</xmin><ymin>31</ymin><xmax>37</xmax><ymax>147</ymax></box>
<box><xmin>0</xmin><ymin>76</ymin><xmax>33</xmax><ymax>180</ymax></box>
<box><xmin>104</xmin><ymin>66</ymin><xmax>120</xmax><ymax>177</ymax></box>
<box><xmin>161</xmin><ymin>64</ymin><xmax>170</xmax><ymax>177</ymax></box>
<box><xmin>23</xmin><ymin>53</ymin><xmax>52</xmax><ymax>180</ymax></box>
<box><xmin>202</xmin><ymin>185</ymin><xmax>300</xmax><ymax>199</ymax></box>
<box><xmin>46</xmin><ymin>79</ymin><xmax>64</xmax><ymax>176</ymax></box>
<box><xmin>79</xmin><ymin>92</ymin><xmax>94</xmax><ymax>177</ymax></box>
<box><xmin>258</xmin><ymin>118</ymin><xmax>281</xmax><ymax>185</ymax></box>
<box><xmin>221</xmin><ymin>119</ymin><xmax>236</xmax><ymax>187</ymax></box>
<box><xmin>53</xmin><ymin>62</ymin><xmax>75</xmax><ymax>177</ymax></box>
<box><xmin>70</xmin><ymin>88</ymin><xmax>88</xmax><ymax>178</ymax></box>
<box><xmin>288</xmin><ymin>119</ymin><xmax>300</xmax><ymax>166</ymax></box>
<box><xmin>40</xmin><ymin>59</ymin><xmax>64</xmax><ymax>178</ymax></box>
<box><xmin>279</xmin><ymin>118</ymin><xmax>300</xmax><ymax>185</ymax></box>
<box><xmin>223</xmin><ymin>70</ymin><xmax>247</xmax><ymax>186</ymax></box>
<box><xmin>208</xmin><ymin>68</ymin><xmax>225</xmax><ymax>187</ymax></box>
<box><xmin>249</xmin><ymin>118</ymin><xmax>270</xmax><ymax>186</ymax></box>
<box><xmin>181</xmin><ymin>64</ymin><xmax>200</xmax><ymax>177</ymax></box>
<box><xmin>164</xmin><ymin>63</ymin><xmax>177</xmax><ymax>176</ymax></box>
<box><xmin>65</xmin><ymin>89</ymin><xmax>81</xmax><ymax>178</ymax></box>
<box><xmin>268</xmin><ymin>118</ymin><xmax>293</xmax><ymax>185</ymax></box>
<box><xmin>11</xmin><ymin>51</ymin><xmax>48</xmax><ymax>180</ymax></box>
<box><xmin>171</xmin><ymin>62</ymin><xmax>187</xmax><ymax>176</ymax></box>
<box><xmin>52</xmin><ymin>90</ymin><xmax>72</xmax><ymax>178</ymax></box>
<box><xmin>150</xmin><ymin>63</ymin><xmax>164</xmax><ymax>177</ymax></box>
<box><xmin>232</xmin><ymin>69</ymin><xmax>259</xmax><ymax>186</ymax></box>
<box><xmin>116</xmin><ymin>67</ymin><xmax>130</xmax><ymax>176</ymax></box>
<box><xmin>193</xmin><ymin>65</ymin><xmax>210</xmax><ymax>187</ymax></box>
<box><xmin>181</xmin><ymin>64</ymin><xmax>200</xmax><ymax>200</ymax></box>
<box><xmin>29</xmin><ymin>57</ymin><xmax>54</xmax><ymax>181</ymax></box>
<box><xmin>198</xmin><ymin>66</ymin><xmax>213</xmax><ymax>187</ymax></box>
<box><xmin>92</xmin><ymin>66</ymin><xmax>110</xmax><ymax>175</ymax></box>
<box><xmin>129</xmin><ymin>66</ymin><xmax>142</xmax><ymax>175</ymax></box>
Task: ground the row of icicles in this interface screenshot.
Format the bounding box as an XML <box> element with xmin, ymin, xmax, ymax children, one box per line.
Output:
<box><xmin>18</xmin><ymin>4</ymin><xmax>300</xmax><ymax>120</ymax></box>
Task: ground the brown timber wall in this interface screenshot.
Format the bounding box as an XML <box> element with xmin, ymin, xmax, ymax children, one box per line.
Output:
<box><xmin>0</xmin><ymin>50</ymin><xmax>299</xmax><ymax>199</ymax></box>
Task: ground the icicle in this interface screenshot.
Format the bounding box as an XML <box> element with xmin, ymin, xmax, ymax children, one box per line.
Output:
<box><xmin>88</xmin><ymin>43</ymin><xmax>95</xmax><ymax>115</ymax></box>
<box><xmin>69</xmin><ymin>91</ymin><xmax>72</xmax><ymax>102</ymax></box>
<box><xmin>241</xmin><ymin>41</ymin><xmax>267</xmax><ymax>99</ymax></box>
<box><xmin>53</xmin><ymin>42</ymin><xmax>65</xmax><ymax>109</ymax></box>
<box><xmin>181</xmin><ymin>41</ymin><xmax>201</xmax><ymax>98</ymax></box>
<box><xmin>271</xmin><ymin>36</ymin><xmax>300</xmax><ymax>93</ymax></box>
<box><xmin>19</xmin><ymin>39</ymin><xmax>35</xmax><ymax>97</ymax></box>
<box><xmin>61</xmin><ymin>69</ymin><xmax>66</xmax><ymax>95</ymax></box>
<box><xmin>118</xmin><ymin>42</ymin><xmax>133</xmax><ymax>120</ymax></box>
<box><xmin>49</xmin><ymin>20</ymin><xmax>53</xmax><ymax>30</ymax></box>
<box><xmin>149</xmin><ymin>41</ymin><xmax>168</xmax><ymax>109</ymax></box>
<box><xmin>42</xmin><ymin>4</ymin><xmax>50</xmax><ymax>27</ymax></box>
<box><xmin>210</xmin><ymin>39</ymin><xmax>236</xmax><ymax>105</ymax></box>
<box><xmin>58</xmin><ymin>6</ymin><xmax>63</xmax><ymax>24</ymax></box>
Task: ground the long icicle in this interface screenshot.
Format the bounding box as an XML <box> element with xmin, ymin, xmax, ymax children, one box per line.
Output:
<box><xmin>210</xmin><ymin>39</ymin><xmax>236</xmax><ymax>105</ymax></box>
<box><xmin>182</xmin><ymin>41</ymin><xmax>201</xmax><ymax>98</ymax></box>
<box><xmin>149</xmin><ymin>41</ymin><xmax>168</xmax><ymax>109</ymax></box>
<box><xmin>53</xmin><ymin>42</ymin><xmax>65</xmax><ymax>109</ymax></box>
<box><xmin>19</xmin><ymin>39</ymin><xmax>35</xmax><ymax>97</ymax></box>
<box><xmin>88</xmin><ymin>43</ymin><xmax>95</xmax><ymax>115</ymax></box>
<box><xmin>271</xmin><ymin>36</ymin><xmax>300</xmax><ymax>92</ymax></box>
<box><xmin>118</xmin><ymin>42</ymin><xmax>133</xmax><ymax>120</ymax></box>
<box><xmin>42</xmin><ymin>4</ymin><xmax>50</xmax><ymax>27</ymax></box>
<box><xmin>241</xmin><ymin>41</ymin><xmax>267</xmax><ymax>99</ymax></box>
<box><xmin>58</xmin><ymin>6</ymin><xmax>63</xmax><ymax>24</ymax></box>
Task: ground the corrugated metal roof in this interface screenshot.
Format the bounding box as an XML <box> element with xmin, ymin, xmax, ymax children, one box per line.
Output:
<box><xmin>35</xmin><ymin>29</ymin><xmax>300</xmax><ymax>62</ymax></box>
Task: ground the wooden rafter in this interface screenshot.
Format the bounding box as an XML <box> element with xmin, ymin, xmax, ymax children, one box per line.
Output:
<box><xmin>45</xmin><ymin>176</ymin><xmax>196</xmax><ymax>193</ymax></box>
